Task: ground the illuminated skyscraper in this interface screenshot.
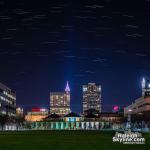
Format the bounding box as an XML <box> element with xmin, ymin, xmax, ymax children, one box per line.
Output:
<box><xmin>50</xmin><ymin>81</ymin><xmax>71</xmax><ymax>116</ymax></box>
<box><xmin>83</xmin><ymin>83</ymin><xmax>101</xmax><ymax>114</ymax></box>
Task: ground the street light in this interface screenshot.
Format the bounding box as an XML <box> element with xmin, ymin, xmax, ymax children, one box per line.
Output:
<box><xmin>127</xmin><ymin>109</ymin><xmax>132</xmax><ymax>130</ymax></box>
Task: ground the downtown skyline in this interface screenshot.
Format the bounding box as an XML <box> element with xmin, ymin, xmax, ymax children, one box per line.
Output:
<box><xmin>1</xmin><ymin>0</ymin><xmax>150</xmax><ymax>113</ymax></box>
<box><xmin>0</xmin><ymin>78</ymin><xmax>146</xmax><ymax>113</ymax></box>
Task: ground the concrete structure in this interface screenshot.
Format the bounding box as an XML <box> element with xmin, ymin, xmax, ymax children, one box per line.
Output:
<box><xmin>83</xmin><ymin>83</ymin><xmax>101</xmax><ymax>114</ymax></box>
<box><xmin>0</xmin><ymin>83</ymin><xmax>16</xmax><ymax>116</ymax></box>
<box><xmin>27</xmin><ymin>112</ymin><xmax>123</xmax><ymax>130</ymax></box>
<box><xmin>124</xmin><ymin>78</ymin><xmax>150</xmax><ymax>116</ymax></box>
<box><xmin>25</xmin><ymin>108</ymin><xmax>48</xmax><ymax>122</ymax></box>
<box><xmin>50</xmin><ymin>81</ymin><xmax>71</xmax><ymax>116</ymax></box>
<box><xmin>124</xmin><ymin>97</ymin><xmax>150</xmax><ymax>116</ymax></box>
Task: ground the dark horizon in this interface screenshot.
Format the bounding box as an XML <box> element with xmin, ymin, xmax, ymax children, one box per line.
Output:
<box><xmin>1</xmin><ymin>0</ymin><xmax>150</xmax><ymax>113</ymax></box>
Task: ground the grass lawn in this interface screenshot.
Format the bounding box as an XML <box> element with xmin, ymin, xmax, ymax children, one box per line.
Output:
<box><xmin>0</xmin><ymin>131</ymin><xmax>150</xmax><ymax>150</ymax></box>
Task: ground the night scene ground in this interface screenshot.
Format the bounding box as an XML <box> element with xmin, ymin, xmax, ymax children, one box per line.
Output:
<box><xmin>0</xmin><ymin>131</ymin><xmax>149</xmax><ymax>150</ymax></box>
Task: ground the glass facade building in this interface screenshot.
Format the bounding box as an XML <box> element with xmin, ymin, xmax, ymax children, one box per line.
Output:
<box><xmin>0</xmin><ymin>82</ymin><xmax>16</xmax><ymax>116</ymax></box>
<box><xmin>83</xmin><ymin>83</ymin><xmax>101</xmax><ymax>114</ymax></box>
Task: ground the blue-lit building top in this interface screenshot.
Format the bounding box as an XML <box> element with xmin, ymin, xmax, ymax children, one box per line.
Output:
<box><xmin>142</xmin><ymin>78</ymin><xmax>150</xmax><ymax>98</ymax></box>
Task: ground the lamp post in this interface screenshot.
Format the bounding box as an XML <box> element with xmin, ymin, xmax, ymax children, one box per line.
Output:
<box><xmin>127</xmin><ymin>109</ymin><xmax>132</xmax><ymax>130</ymax></box>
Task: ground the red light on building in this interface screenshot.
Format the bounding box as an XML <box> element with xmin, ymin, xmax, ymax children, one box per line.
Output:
<box><xmin>32</xmin><ymin>108</ymin><xmax>41</xmax><ymax>112</ymax></box>
<box><xmin>31</xmin><ymin>108</ymin><xmax>47</xmax><ymax>112</ymax></box>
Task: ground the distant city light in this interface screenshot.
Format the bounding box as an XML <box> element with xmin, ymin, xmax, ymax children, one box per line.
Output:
<box><xmin>31</xmin><ymin>108</ymin><xmax>47</xmax><ymax>112</ymax></box>
<box><xmin>128</xmin><ymin>109</ymin><xmax>133</xmax><ymax>112</ymax></box>
<box><xmin>83</xmin><ymin>87</ymin><xmax>87</xmax><ymax>92</ymax></box>
<box><xmin>40</xmin><ymin>108</ymin><xmax>47</xmax><ymax>112</ymax></box>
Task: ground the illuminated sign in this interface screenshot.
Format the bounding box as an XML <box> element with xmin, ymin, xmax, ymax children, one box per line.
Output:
<box><xmin>32</xmin><ymin>108</ymin><xmax>47</xmax><ymax>112</ymax></box>
<box><xmin>113</xmin><ymin>105</ymin><xmax>119</xmax><ymax>112</ymax></box>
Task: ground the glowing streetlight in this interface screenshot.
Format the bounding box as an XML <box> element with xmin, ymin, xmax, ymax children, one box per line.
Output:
<box><xmin>127</xmin><ymin>109</ymin><xmax>132</xmax><ymax>130</ymax></box>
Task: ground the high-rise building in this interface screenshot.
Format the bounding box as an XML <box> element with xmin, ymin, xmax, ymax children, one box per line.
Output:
<box><xmin>50</xmin><ymin>81</ymin><xmax>71</xmax><ymax>116</ymax></box>
<box><xmin>0</xmin><ymin>83</ymin><xmax>16</xmax><ymax>116</ymax></box>
<box><xmin>83</xmin><ymin>83</ymin><xmax>102</xmax><ymax>114</ymax></box>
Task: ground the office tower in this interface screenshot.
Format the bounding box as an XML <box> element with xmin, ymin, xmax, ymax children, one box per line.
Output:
<box><xmin>0</xmin><ymin>82</ymin><xmax>16</xmax><ymax>116</ymax></box>
<box><xmin>83</xmin><ymin>83</ymin><xmax>101</xmax><ymax>114</ymax></box>
<box><xmin>50</xmin><ymin>81</ymin><xmax>71</xmax><ymax>116</ymax></box>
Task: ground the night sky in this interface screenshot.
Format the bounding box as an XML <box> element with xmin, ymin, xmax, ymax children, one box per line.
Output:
<box><xmin>1</xmin><ymin>0</ymin><xmax>150</xmax><ymax>113</ymax></box>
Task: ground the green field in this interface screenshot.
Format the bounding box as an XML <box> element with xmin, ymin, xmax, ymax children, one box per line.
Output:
<box><xmin>0</xmin><ymin>131</ymin><xmax>149</xmax><ymax>150</ymax></box>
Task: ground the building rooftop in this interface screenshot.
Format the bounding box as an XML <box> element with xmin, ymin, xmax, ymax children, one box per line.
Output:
<box><xmin>64</xmin><ymin>112</ymin><xmax>80</xmax><ymax>117</ymax></box>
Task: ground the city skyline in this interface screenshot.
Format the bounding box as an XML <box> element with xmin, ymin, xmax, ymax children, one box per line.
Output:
<box><xmin>0</xmin><ymin>77</ymin><xmax>147</xmax><ymax>113</ymax></box>
<box><xmin>1</xmin><ymin>0</ymin><xmax>150</xmax><ymax>113</ymax></box>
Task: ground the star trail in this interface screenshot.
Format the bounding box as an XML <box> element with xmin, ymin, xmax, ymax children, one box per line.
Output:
<box><xmin>0</xmin><ymin>0</ymin><xmax>150</xmax><ymax>113</ymax></box>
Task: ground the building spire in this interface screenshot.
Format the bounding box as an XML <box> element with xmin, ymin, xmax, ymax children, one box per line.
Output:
<box><xmin>65</xmin><ymin>81</ymin><xmax>70</xmax><ymax>92</ymax></box>
<box><xmin>142</xmin><ymin>77</ymin><xmax>146</xmax><ymax>96</ymax></box>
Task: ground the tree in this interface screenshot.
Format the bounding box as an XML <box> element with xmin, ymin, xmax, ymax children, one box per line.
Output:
<box><xmin>15</xmin><ymin>116</ymin><xmax>25</xmax><ymax>130</ymax></box>
<box><xmin>0</xmin><ymin>115</ymin><xmax>8</xmax><ymax>130</ymax></box>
